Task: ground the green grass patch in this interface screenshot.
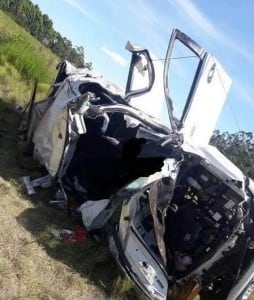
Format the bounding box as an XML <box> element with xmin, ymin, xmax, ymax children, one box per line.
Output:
<box><xmin>0</xmin><ymin>10</ymin><xmax>58</xmax><ymax>104</ymax></box>
<box><xmin>0</xmin><ymin>10</ymin><xmax>59</xmax><ymax>84</ymax></box>
<box><xmin>0</xmin><ymin>35</ymin><xmax>48</xmax><ymax>82</ymax></box>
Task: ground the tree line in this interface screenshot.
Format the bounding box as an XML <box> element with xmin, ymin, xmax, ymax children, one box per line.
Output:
<box><xmin>210</xmin><ymin>130</ymin><xmax>254</xmax><ymax>178</ymax></box>
<box><xmin>0</xmin><ymin>0</ymin><xmax>91</xmax><ymax>68</ymax></box>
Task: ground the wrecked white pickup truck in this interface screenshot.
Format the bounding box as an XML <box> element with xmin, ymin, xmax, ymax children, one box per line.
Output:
<box><xmin>21</xmin><ymin>29</ymin><xmax>254</xmax><ymax>299</ymax></box>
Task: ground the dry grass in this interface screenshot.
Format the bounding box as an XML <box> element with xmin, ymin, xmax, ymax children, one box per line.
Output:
<box><xmin>0</xmin><ymin>177</ymin><xmax>105</xmax><ymax>300</ymax></box>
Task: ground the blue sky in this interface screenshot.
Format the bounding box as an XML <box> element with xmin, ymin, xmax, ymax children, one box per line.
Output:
<box><xmin>31</xmin><ymin>0</ymin><xmax>254</xmax><ymax>133</ymax></box>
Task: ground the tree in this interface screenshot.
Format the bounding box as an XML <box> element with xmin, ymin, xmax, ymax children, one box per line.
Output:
<box><xmin>210</xmin><ymin>130</ymin><xmax>254</xmax><ymax>178</ymax></box>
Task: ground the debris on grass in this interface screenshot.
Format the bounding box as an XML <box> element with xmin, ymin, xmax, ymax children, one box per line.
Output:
<box><xmin>51</xmin><ymin>228</ymin><xmax>87</xmax><ymax>244</ymax></box>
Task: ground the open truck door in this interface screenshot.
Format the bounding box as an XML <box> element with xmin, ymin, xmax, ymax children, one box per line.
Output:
<box><xmin>164</xmin><ymin>29</ymin><xmax>232</xmax><ymax>145</ymax></box>
<box><xmin>124</xmin><ymin>42</ymin><xmax>172</xmax><ymax>129</ymax></box>
<box><xmin>123</xmin><ymin>29</ymin><xmax>231</xmax><ymax>144</ymax></box>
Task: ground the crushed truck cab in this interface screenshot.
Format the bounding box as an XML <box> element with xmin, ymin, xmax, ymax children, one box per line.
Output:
<box><xmin>22</xmin><ymin>29</ymin><xmax>254</xmax><ymax>300</ymax></box>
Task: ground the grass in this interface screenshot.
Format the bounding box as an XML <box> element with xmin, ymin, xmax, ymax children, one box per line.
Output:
<box><xmin>0</xmin><ymin>35</ymin><xmax>49</xmax><ymax>82</ymax></box>
<box><xmin>0</xmin><ymin>10</ymin><xmax>59</xmax><ymax>105</ymax></box>
<box><xmin>0</xmin><ymin>10</ymin><xmax>58</xmax><ymax>82</ymax></box>
<box><xmin>0</xmin><ymin>61</ymin><xmax>49</xmax><ymax>108</ymax></box>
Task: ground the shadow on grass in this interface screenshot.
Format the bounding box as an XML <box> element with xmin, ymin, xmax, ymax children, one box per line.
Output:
<box><xmin>0</xmin><ymin>97</ymin><xmax>138</xmax><ymax>299</ymax></box>
<box><xmin>16</xmin><ymin>204</ymin><xmax>137</xmax><ymax>300</ymax></box>
<box><xmin>0</xmin><ymin>97</ymin><xmax>22</xmax><ymax>181</ymax></box>
<box><xmin>0</xmin><ymin>96</ymin><xmax>47</xmax><ymax>181</ymax></box>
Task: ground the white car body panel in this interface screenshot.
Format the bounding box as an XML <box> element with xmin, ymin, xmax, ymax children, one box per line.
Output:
<box><xmin>180</xmin><ymin>56</ymin><xmax>232</xmax><ymax>145</ymax></box>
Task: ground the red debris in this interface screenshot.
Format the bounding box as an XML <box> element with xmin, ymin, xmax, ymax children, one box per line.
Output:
<box><xmin>61</xmin><ymin>227</ymin><xmax>87</xmax><ymax>244</ymax></box>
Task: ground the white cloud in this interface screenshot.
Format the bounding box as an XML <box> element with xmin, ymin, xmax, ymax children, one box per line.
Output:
<box><xmin>62</xmin><ymin>0</ymin><xmax>99</xmax><ymax>23</ymax></box>
<box><xmin>233</xmin><ymin>81</ymin><xmax>254</xmax><ymax>108</ymax></box>
<box><xmin>171</xmin><ymin>0</ymin><xmax>218</xmax><ymax>38</ymax></box>
<box><xmin>101</xmin><ymin>46</ymin><xmax>127</xmax><ymax>67</ymax></box>
<box><xmin>100</xmin><ymin>0</ymin><xmax>169</xmax><ymax>55</ymax></box>
<box><xmin>170</xmin><ymin>0</ymin><xmax>254</xmax><ymax>64</ymax></box>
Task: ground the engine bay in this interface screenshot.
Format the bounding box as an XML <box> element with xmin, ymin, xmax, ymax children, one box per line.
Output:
<box><xmin>130</xmin><ymin>158</ymin><xmax>245</xmax><ymax>281</ymax></box>
<box><xmin>164</xmin><ymin>161</ymin><xmax>244</xmax><ymax>276</ymax></box>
